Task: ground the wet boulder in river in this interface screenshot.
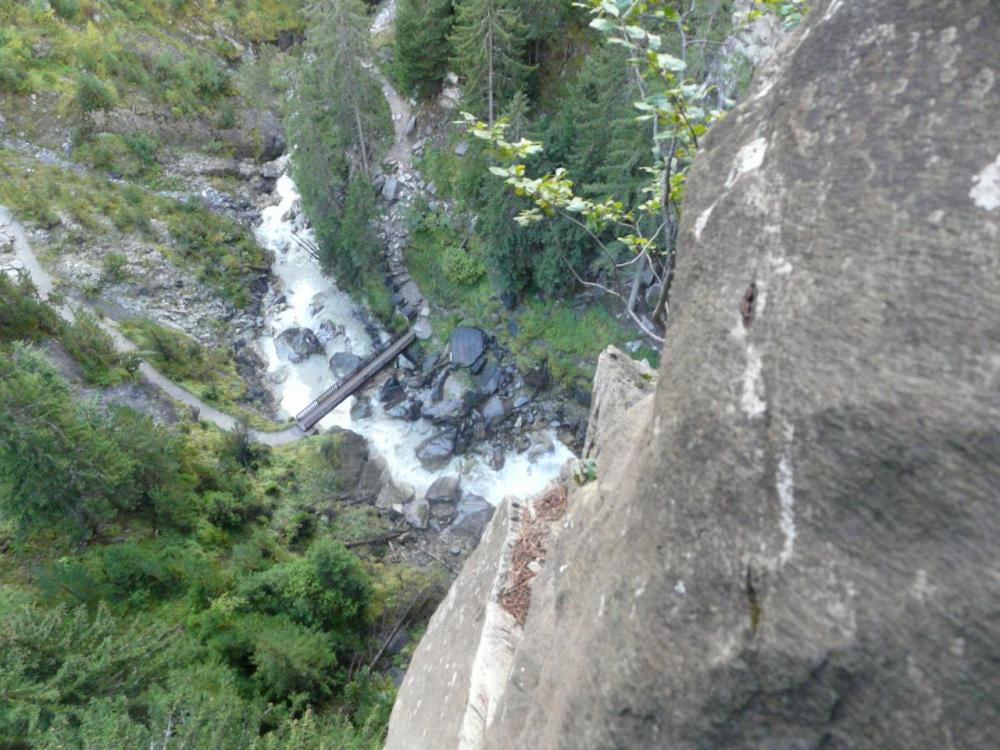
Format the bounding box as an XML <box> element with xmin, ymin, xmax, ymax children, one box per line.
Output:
<box><xmin>426</xmin><ymin>475</ymin><xmax>462</xmax><ymax>504</ymax></box>
<box><xmin>480</xmin><ymin>395</ymin><xmax>510</xmax><ymax>426</ymax></box>
<box><xmin>422</xmin><ymin>398</ymin><xmax>467</xmax><ymax>426</ymax></box>
<box><xmin>275</xmin><ymin>327</ymin><xmax>323</xmax><ymax>363</ymax></box>
<box><xmin>330</xmin><ymin>351</ymin><xmax>363</xmax><ymax>377</ymax></box>
<box><xmin>387</xmin><ymin>398</ymin><xmax>422</xmax><ymax>421</ymax></box>
<box><xmin>415</xmin><ymin>429</ymin><xmax>456</xmax><ymax>471</ymax></box>
<box><xmin>379</xmin><ymin>376</ymin><xmax>406</xmax><ymax>408</ymax></box>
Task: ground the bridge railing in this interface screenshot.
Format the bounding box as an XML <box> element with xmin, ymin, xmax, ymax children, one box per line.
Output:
<box><xmin>295</xmin><ymin>328</ymin><xmax>416</xmax><ymax>431</ymax></box>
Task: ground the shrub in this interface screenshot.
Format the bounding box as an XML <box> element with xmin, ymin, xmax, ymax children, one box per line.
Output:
<box><xmin>239</xmin><ymin>538</ymin><xmax>373</xmax><ymax>650</ymax></box>
<box><xmin>0</xmin><ymin>273</ymin><xmax>61</xmax><ymax>343</ymax></box>
<box><xmin>75</xmin><ymin>72</ymin><xmax>118</xmax><ymax>112</ymax></box>
<box><xmin>246</xmin><ymin>615</ymin><xmax>338</xmax><ymax>701</ymax></box>
<box><xmin>442</xmin><ymin>243</ymin><xmax>486</xmax><ymax>286</ymax></box>
<box><xmin>51</xmin><ymin>0</ymin><xmax>80</xmax><ymax>20</ymax></box>
<box><xmin>102</xmin><ymin>251</ymin><xmax>130</xmax><ymax>282</ymax></box>
<box><xmin>59</xmin><ymin>310</ymin><xmax>138</xmax><ymax>386</ymax></box>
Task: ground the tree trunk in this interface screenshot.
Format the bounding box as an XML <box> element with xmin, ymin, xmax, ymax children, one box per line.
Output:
<box><xmin>486</xmin><ymin>4</ymin><xmax>495</xmax><ymax>125</ymax></box>
<box><xmin>353</xmin><ymin>99</ymin><xmax>370</xmax><ymax>178</ymax></box>
<box><xmin>627</xmin><ymin>259</ymin><xmax>643</xmax><ymax>316</ymax></box>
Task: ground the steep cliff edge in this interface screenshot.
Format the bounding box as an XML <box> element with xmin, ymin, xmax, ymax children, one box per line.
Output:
<box><xmin>386</xmin><ymin>1</ymin><xmax>1000</xmax><ymax>748</ymax></box>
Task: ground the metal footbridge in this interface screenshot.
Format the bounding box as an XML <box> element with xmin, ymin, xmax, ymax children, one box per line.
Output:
<box><xmin>295</xmin><ymin>328</ymin><xmax>417</xmax><ymax>431</ymax></box>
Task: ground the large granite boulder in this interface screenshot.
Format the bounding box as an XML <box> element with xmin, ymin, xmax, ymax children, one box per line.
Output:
<box><xmin>386</xmin><ymin>2</ymin><xmax>1000</xmax><ymax>749</ymax></box>
<box><xmin>415</xmin><ymin>429</ymin><xmax>456</xmax><ymax>471</ymax></box>
<box><xmin>581</xmin><ymin>346</ymin><xmax>656</xmax><ymax>460</ymax></box>
<box><xmin>449</xmin><ymin>326</ymin><xmax>486</xmax><ymax>367</ymax></box>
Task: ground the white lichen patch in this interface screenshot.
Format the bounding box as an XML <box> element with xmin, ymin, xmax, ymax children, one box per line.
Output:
<box><xmin>777</xmin><ymin>421</ymin><xmax>796</xmax><ymax>565</ymax></box>
<box><xmin>823</xmin><ymin>0</ymin><xmax>844</xmax><ymax>22</ymax></box>
<box><xmin>766</xmin><ymin>253</ymin><xmax>793</xmax><ymax>276</ymax></box>
<box><xmin>740</xmin><ymin>343</ymin><xmax>766</xmax><ymax>418</ymax></box>
<box><xmin>725</xmin><ymin>137</ymin><xmax>768</xmax><ymax>188</ymax></box>
<box><xmin>693</xmin><ymin>201</ymin><xmax>716</xmax><ymax>240</ymax></box>
<box><xmin>970</xmin><ymin>153</ymin><xmax>1000</xmax><ymax>211</ymax></box>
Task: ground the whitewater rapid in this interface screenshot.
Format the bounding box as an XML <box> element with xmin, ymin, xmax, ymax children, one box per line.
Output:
<box><xmin>253</xmin><ymin>173</ymin><xmax>573</xmax><ymax>506</ymax></box>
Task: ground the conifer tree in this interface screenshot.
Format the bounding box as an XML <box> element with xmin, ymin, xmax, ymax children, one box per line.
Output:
<box><xmin>393</xmin><ymin>0</ymin><xmax>455</xmax><ymax>98</ymax></box>
<box><xmin>449</xmin><ymin>0</ymin><xmax>531</xmax><ymax>125</ymax></box>
<box><xmin>288</xmin><ymin>0</ymin><xmax>388</xmax><ymax>181</ymax></box>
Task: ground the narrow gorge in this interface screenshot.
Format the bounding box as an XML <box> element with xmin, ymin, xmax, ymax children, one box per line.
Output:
<box><xmin>1</xmin><ymin>0</ymin><xmax>997</xmax><ymax>748</ymax></box>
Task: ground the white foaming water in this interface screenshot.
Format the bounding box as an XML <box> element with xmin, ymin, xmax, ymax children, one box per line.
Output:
<box><xmin>254</xmin><ymin>174</ymin><xmax>573</xmax><ymax>505</ymax></box>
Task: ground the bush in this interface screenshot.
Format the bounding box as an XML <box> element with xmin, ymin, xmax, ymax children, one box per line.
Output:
<box><xmin>0</xmin><ymin>273</ymin><xmax>61</xmax><ymax>343</ymax></box>
<box><xmin>51</xmin><ymin>0</ymin><xmax>80</xmax><ymax>20</ymax></box>
<box><xmin>102</xmin><ymin>251</ymin><xmax>130</xmax><ymax>282</ymax></box>
<box><xmin>119</xmin><ymin>318</ymin><xmax>248</xmax><ymax>406</ymax></box>
<box><xmin>442</xmin><ymin>243</ymin><xmax>486</xmax><ymax>286</ymax></box>
<box><xmin>0</xmin><ymin>47</ymin><xmax>29</xmax><ymax>93</ymax></box>
<box><xmin>75</xmin><ymin>72</ymin><xmax>118</xmax><ymax>112</ymax></box>
<box><xmin>59</xmin><ymin>310</ymin><xmax>138</xmax><ymax>386</ymax></box>
<box><xmin>239</xmin><ymin>538</ymin><xmax>373</xmax><ymax>649</ymax></box>
<box><xmin>247</xmin><ymin>615</ymin><xmax>338</xmax><ymax>701</ymax></box>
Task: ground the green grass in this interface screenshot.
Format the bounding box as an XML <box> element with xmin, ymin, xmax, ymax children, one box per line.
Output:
<box><xmin>116</xmin><ymin>317</ymin><xmax>281</xmax><ymax>425</ymax></box>
<box><xmin>0</xmin><ymin>148</ymin><xmax>267</xmax><ymax>308</ymax></box>
<box><xmin>0</xmin><ymin>1</ymin><xmax>304</xmax><ymax>110</ymax></box>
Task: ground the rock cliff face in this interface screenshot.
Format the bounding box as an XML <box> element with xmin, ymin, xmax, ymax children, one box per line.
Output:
<box><xmin>385</xmin><ymin>1</ymin><xmax>1000</xmax><ymax>748</ymax></box>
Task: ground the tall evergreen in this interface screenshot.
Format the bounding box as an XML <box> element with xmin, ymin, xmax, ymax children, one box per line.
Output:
<box><xmin>392</xmin><ymin>0</ymin><xmax>455</xmax><ymax>98</ymax></box>
<box><xmin>286</xmin><ymin>0</ymin><xmax>390</xmax><ymax>293</ymax></box>
<box><xmin>449</xmin><ymin>0</ymin><xmax>531</xmax><ymax>124</ymax></box>
<box><xmin>289</xmin><ymin>0</ymin><xmax>388</xmax><ymax>179</ymax></box>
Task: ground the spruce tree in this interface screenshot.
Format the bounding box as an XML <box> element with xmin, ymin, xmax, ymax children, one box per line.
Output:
<box><xmin>449</xmin><ymin>0</ymin><xmax>531</xmax><ymax>125</ymax></box>
<box><xmin>288</xmin><ymin>0</ymin><xmax>389</xmax><ymax>181</ymax></box>
<box><xmin>393</xmin><ymin>0</ymin><xmax>455</xmax><ymax>99</ymax></box>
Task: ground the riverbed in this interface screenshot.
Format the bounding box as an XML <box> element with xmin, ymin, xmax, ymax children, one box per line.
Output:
<box><xmin>253</xmin><ymin>172</ymin><xmax>574</xmax><ymax>506</ymax></box>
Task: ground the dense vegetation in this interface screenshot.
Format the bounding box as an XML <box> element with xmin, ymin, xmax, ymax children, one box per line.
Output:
<box><xmin>0</xmin><ymin>280</ymin><xmax>439</xmax><ymax>748</ymax></box>
<box><xmin>0</xmin><ymin>0</ymin><xmax>303</xmax><ymax>108</ymax></box>
<box><xmin>0</xmin><ymin>3</ymin><xmax>806</xmax><ymax>747</ymax></box>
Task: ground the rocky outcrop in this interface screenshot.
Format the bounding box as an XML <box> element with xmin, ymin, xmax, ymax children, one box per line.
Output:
<box><xmin>385</xmin><ymin>1</ymin><xmax>1000</xmax><ymax>748</ymax></box>
<box><xmin>581</xmin><ymin>346</ymin><xmax>656</xmax><ymax>460</ymax></box>
<box><xmin>89</xmin><ymin>105</ymin><xmax>285</xmax><ymax>160</ymax></box>
<box><xmin>386</xmin><ymin>497</ymin><xmax>523</xmax><ymax>750</ymax></box>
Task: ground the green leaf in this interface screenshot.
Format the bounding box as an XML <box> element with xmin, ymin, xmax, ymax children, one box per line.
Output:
<box><xmin>600</xmin><ymin>0</ymin><xmax>621</xmax><ymax>17</ymax></box>
<box><xmin>589</xmin><ymin>18</ymin><xmax>616</xmax><ymax>33</ymax></box>
<box><xmin>656</xmin><ymin>53</ymin><xmax>686</xmax><ymax>72</ymax></box>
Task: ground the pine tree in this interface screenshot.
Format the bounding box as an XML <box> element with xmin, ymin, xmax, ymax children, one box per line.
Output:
<box><xmin>288</xmin><ymin>0</ymin><xmax>389</xmax><ymax>181</ymax></box>
<box><xmin>449</xmin><ymin>0</ymin><xmax>532</xmax><ymax>125</ymax></box>
<box><xmin>392</xmin><ymin>0</ymin><xmax>455</xmax><ymax>98</ymax></box>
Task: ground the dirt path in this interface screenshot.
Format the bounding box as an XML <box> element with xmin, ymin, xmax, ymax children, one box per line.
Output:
<box><xmin>1</xmin><ymin>205</ymin><xmax>304</xmax><ymax>447</ymax></box>
<box><xmin>377</xmin><ymin>67</ymin><xmax>416</xmax><ymax>168</ymax></box>
<box><xmin>365</xmin><ymin>4</ymin><xmax>433</xmax><ymax>335</ymax></box>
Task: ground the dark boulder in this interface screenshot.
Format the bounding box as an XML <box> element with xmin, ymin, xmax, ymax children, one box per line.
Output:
<box><xmin>523</xmin><ymin>361</ymin><xmax>550</xmax><ymax>391</ymax></box>
<box><xmin>378</xmin><ymin>376</ymin><xmax>406</xmax><ymax>408</ymax></box>
<box><xmin>387</xmin><ymin>398</ymin><xmax>422</xmax><ymax>421</ymax></box>
<box><xmin>473</xmin><ymin>359</ymin><xmax>503</xmax><ymax>396</ymax></box>
<box><xmin>449</xmin><ymin>326</ymin><xmax>486</xmax><ymax>367</ymax></box>
<box><xmin>422</xmin><ymin>398</ymin><xmax>466</xmax><ymax>425</ymax></box>
<box><xmin>275</xmin><ymin>327</ymin><xmax>323</xmax><ymax>363</ymax></box>
<box><xmin>448</xmin><ymin>494</ymin><xmax>495</xmax><ymax>543</ymax></box>
<box><xmin>350</xmin><ymin>395</ymin><xmax>373</xmax><ymax>420</ymax></box>
<box><xmin>480</xmin><ymin>395</ymin><xmax>510</xmax><ymax>426</ymax></box>
<box><xmin>415</xmin><ymin>429</ymin><xmax>456</xmax><ymax>471</ymax></box>
<box><xmin>425</xmin><ymin>475</ymin><xmax>462</xmax><ymax>504</ymax></box>
<box><xmin>330</xmin><ymin>351</ymin><xmax>363</xmax><ymax>376</ymax></box>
